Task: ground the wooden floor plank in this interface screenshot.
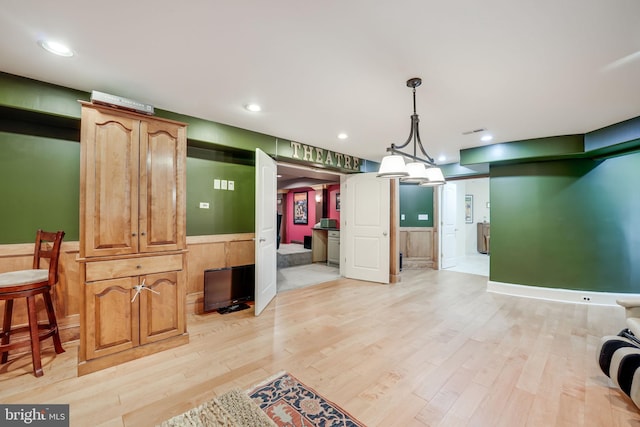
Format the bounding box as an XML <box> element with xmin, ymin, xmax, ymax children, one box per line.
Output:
<box><xmin>1</xmin><ymin>269</ymin><xmax>638</xmax><ymax>426</ymax></box>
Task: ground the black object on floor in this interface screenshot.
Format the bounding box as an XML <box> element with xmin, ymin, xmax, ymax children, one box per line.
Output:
<box><xmin>217</xmin><ymin>303</ymin><xmax>251</xmax><ymax>314</ymax></box>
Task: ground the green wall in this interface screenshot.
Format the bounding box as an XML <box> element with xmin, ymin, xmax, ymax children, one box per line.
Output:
<box><xmin>399</xmin><ymin>184</ymin><xmax>434</xmax><ymax>227</ymax></box>
<box><xmin>0</xmin><ymin>74</ymin><xmax>265</xmax><ymax>244</ymax></box>
<box><xmin>0</xmin><ymin>132</ymin><xmax>80</xmax><ymax>243</ymax></box>
<box><xmin>0</xmin><ymin>133</ymin><xmax>257</xmax><ymax>244</ymax></box>
<box><xmin>490</xmin><ymin>154</ymin><xmax>640</xmax><ymax>293</ymax></box>
<box><xmin>186</xmin><ymin>147</ymin><xmax>255</xmax><ymax>235</ymax></box>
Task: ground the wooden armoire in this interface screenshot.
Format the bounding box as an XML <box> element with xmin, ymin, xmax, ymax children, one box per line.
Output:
<box><xmin>77</xmin><ymin>102</ymin><xmax>189</xmax><ymax>376</ymax></box>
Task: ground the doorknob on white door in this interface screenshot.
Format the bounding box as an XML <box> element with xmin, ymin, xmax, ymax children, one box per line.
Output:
<box><xmin>383</xmin><ymin>231</ymin><xmax>388</xmax><ymax>236</ymax></box>
<box><xmin>259</xmin><ymin>238</ymin><xmax>266</xmax><ymax>242</ymax></box>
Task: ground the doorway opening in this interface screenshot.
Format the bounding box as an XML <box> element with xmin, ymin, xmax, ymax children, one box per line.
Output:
<box><xmin>276</xmin><ymin>163</ymin><xmax>343</xmax><ymax>292</ymax></box>
<box><xmin>440</xmin><ymin>177</ymin><xmax>490</xmax><ymax>277</ymax></box>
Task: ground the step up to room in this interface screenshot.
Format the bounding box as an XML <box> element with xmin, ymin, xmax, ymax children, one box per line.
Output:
<box><xmin>277</xmin><ymin>244</ymin><xmax>312</xmax><ymax>268</ymax></box>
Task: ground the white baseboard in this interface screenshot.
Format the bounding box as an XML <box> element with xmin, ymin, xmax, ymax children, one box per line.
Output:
<box><xmin>487</xmin><ymin>280</ymin><xmax>640</xmax><ymax>306</ymax></box>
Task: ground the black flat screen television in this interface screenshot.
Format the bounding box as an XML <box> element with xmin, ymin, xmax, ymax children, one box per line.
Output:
<box><xmin>203</xmin><ymin>264</ymin><xmax>255</xmax><ymax>313</ymax></box>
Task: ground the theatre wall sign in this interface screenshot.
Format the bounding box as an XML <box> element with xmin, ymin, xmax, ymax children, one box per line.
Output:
<box><xmin>278</xmin><ymin>140</ymin><xmax>362</xmax><ymax>173</ymax></box>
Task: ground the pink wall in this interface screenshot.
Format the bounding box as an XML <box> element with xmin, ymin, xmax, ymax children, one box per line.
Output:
<box><xmin>285</xmin><ymin>188</ymin><xmax>317</xmax><ymax>244</ymax></box>
<box><xmin>328</xmin><ymin>184</ymin><xmax>341</xmax><ymax>225</ymax></box>
<box><xmin>284</xmin><ymin>184</ymin><xmax>342</xmax><ymax>244</ymax></box>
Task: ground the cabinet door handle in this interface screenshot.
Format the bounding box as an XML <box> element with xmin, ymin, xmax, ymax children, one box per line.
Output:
<box><xmin>132</xmin><ymin>233</ymin><xmax>137</xmax><ymax>237</ymax></box>
<box><xmin>131</xmin><ymin>280</ymin><xmax>160</xmax><ymax>303</ymax></box>
<box><xmin>131</xmin><ymin>285</ymin><xmax>142</xmax><ymax>303</ymax></box>
<box><xmin>140</xmin><ymin>232</ymin><xmax>146</xmax><ymax>236</ymax></box>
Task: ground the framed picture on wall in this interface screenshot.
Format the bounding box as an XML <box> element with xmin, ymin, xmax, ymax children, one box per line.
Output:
<box><xmin>336</xmin><ymin>192</ymin><xmax>340</xmax><ymax>211</ymax></box>
<box><xmin>465</xmin><ymin>194</ymin><xmax>473</xmax><ymax>223</ymax></box>
<box><xmin>293</xmin><ymin>191</ymin><xmax>308</xmax><ymax>224</ymax></box>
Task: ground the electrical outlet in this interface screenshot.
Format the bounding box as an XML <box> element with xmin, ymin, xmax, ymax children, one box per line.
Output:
<box><xmin>199</xmin><ymin>202</ymin><xmax>209</xmax><ymax>209</ymax></box>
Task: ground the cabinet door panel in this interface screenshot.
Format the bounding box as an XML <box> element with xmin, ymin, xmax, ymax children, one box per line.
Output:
<box><xmin>86</xmin><ymin>277</ymin><xmax>139</xmax><ymax>360</ymax></box>
<box><xmin>139</xmin><ymin>120</ymin><xmax>186</xmax><ymax>253</ymax></box>
<box><xmin>82</xmin><ymin>108</ymin><xmax>139</xmax><ymax>257</ymax></box>
<box><xmin>139</xmin><ymin>270</ymin><xmax>185</xmax><ymax>345</ymax></box>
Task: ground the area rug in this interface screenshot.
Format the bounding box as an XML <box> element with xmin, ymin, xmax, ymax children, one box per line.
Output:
<box><xmin>159</xmin><ymin>388</ymin><xmax>276</xmax><ymax>427</ymax></box>
<box><xmin>247</xmin><ymin>371</ymin><xmax>366</xmax><ymax>427</ymax></box>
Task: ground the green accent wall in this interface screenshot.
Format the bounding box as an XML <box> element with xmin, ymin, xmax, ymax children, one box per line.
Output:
<box><xmin>490</xmin><ymin>154</ymin><xmax>640</xmax><ymax>293</ymax></box>
<box><xmin>0</xmin><ymin>133</ymin><xmax>257</xmax><ymax>243</ymax></box>
<box><xmin>460</xmin><ymin>134</ymin><xmax>585</xmax><ymax>166</ymax></box>
<box><xmin>0</xmin><ymin>73</ymin><xmax>267</xmax><ymax>243</ymax></box>
<box><xmin>0</xmin><ymin>132</ymin><xmax>80</xmax><ymax>243</ymax></box>
<box><xmin>186</xmin><ymin>147</ymin><xmax>255</xmax><ymax>235</ymax></box>
<box><xmin>399</xmin><ymin>184</ymin><xmax>434</xmax><ymax>227</ymax></box>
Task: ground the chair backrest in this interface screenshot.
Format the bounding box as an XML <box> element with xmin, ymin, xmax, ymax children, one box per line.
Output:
<box><xmin>32</xmin><ymin>230</ymin><xmax>65</xmax><ymax>285</ymax></box>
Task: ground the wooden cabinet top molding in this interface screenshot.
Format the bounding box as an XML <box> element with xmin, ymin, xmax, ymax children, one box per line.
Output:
<box><xmin>79</xmin><ymin>101</ymin><xmax>188</xmax><ymax>127</ymax></box>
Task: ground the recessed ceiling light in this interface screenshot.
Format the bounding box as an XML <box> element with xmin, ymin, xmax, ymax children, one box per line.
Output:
<box><xmin>337</xmin><ymin>133</ymin><xmax>348</xmax><ymax>140</ymax></box>
<box><xmin>481</xmin><ymin>135</ymin><xmax>493</xmax><ymax>142</ymax></box>
<box><xmin>438</xmin><ymin>155</ymin><xmax>446</xmax><ymax>163</ymax></box>
<box><xmin>38</xmin><ymin>39</ymin><xmax>74</xmax><ymax>57</ymax></box>
<box><xmin>245</xmin><ymin>103</ymin><xmax>261</xmax><ymax>112</ymax></box>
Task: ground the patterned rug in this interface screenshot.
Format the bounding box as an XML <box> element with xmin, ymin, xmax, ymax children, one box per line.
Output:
<box><xmin>247</xmin><ymin>372</ymin><xmax>366</xmax><ymax>427</ymax></box>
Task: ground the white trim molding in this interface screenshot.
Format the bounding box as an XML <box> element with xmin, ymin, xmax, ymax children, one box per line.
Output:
<box><xmin>487</xmin><ymin>280</ymin><xmax>640</xmax><ymax>306</ymax></box>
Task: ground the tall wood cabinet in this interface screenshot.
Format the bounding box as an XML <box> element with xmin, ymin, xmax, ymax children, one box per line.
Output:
<box><xmin>77</xmin><ymin>102</ymin><xmax>189</xmax><ymax>376</ymax></box>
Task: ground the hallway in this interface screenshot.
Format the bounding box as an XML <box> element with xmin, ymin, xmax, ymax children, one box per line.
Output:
<box><xmin>445</xmin><ymin>253</ymin><xmax>490</xmax><ymax>277</ymax></box>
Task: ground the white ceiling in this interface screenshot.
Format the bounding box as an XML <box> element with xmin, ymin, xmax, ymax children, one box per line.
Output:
<box><xmin>1</xmin><ymin>1</ymin><xmax>639</xmax><ymax>166</ymax></box>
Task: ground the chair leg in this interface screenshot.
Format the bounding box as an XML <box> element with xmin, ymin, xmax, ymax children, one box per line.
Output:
<box><xmin>26</xmin><ymin>296</ymin><xmax>43</xmax><ymax>377</ymax></box>
<box><xmin>1</xmin><ymin>299</ymin><xmax>14</xmax><ymax>364</ymax></box>
<box><xmin>43</xmin><ymin>290</ymin><xmax>64</xmax><ymax>354</ymax></box>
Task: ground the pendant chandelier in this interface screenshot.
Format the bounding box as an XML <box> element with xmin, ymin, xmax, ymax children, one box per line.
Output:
<box><xmin>377</xmin><ymin>78</ymin><xmax>445</xmax><ymax>186</ymax></box>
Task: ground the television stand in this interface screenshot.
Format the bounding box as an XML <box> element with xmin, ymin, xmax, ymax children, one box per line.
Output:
<box><xmin>217</xmin><ymin>303</ymin><xmax>250</xmax><ymax>315</ymax></box>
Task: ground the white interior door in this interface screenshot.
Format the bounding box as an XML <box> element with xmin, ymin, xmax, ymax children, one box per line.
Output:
<box><xmin>254</xmin><ymin>149</ymin><xmax>277</xmax><ymax>316</ymax></box>
<box><xmin>441</xmin><ymin>183</ymin><xmax>457</xmax><ymax>269</ymax></box>
<box><xmin>342</xmin><ymin>172</ymin><xmax>390</xmax><ymax>283</ymax></box>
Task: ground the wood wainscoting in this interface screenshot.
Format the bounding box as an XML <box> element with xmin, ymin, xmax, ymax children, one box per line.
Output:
<box><xmin>185</xmin><ymin>234</ymin><xmax>255</xmax><ymax>315</ymax></box>
<box><xmin>0</xmin><ymin>241</ymin><xmax>81</xmax><ymax>346</ymax></box>
<box><xmin>399</xmin><ymin>227</ymin><xmax>434</xmax><ymax>269</ymax></box>
<box><xmin>0</xmin><ymin>233</ymin><xmax>255</xmax><ymax>349</ymax></box>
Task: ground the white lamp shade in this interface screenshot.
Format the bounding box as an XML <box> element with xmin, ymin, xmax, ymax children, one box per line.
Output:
<box><xmin>400</xmin><ymin>162</ymin><xmax>429</xmax><ymax>183</ymax></box>
<box><xmin>377</xmin><ymin>155</ymin><xmax>408</xmax><ymax>178</ymax></box>
<box><xmin>419</xmin><ymin>167</ymin><xmax>446</xmax><ymax>186</ymax></box>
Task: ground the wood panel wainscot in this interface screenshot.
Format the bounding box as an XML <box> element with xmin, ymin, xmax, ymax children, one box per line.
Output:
<box><xmin>185</xmin><ymin>234</ymin><xmax>255</xmax><ymax>314</ymax></box>
<box><xmin>0</xmin><ymin>241</ymin><xmax>81</xmax><ymax>345</ymax></box>
<box><xmin>399</xmin><ymin>227</ymin><xmax>434</xmax><ymax>269</ymax></box>
<box><xmin>0</xmin><ymin>232</ymin><xmax>255</xmax><ymax>362</ymax></box>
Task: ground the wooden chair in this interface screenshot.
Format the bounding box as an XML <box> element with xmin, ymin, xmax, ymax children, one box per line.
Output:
<box><xmin>0</xmin><ymin>230</ymin><xmax>65</xmax><ymax>377</ymax></box>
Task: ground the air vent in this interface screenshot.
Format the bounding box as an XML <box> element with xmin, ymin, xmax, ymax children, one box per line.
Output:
<box><xmin>462</xmin><ymin>128</ymin><xmax>486</xmax><ymax>135</ymax></box>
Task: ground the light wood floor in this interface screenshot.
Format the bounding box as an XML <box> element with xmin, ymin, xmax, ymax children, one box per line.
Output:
<box><xmin>1</xmin><ymin>269</ymin><xmax>639</xmax><ymax>427</ymax></box>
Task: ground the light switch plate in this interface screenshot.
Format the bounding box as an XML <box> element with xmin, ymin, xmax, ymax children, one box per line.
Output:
<box><xmin>228</xmin><ymin>181</ymin><xmax>235</xmax><ymax>191</ymax></box>
<box><xmin>214</xmin><ymin>179</ymin><xmax>220</xmax><ymax>189</ymax></box>
<box><xmin>221</xmin><ymin>180</ymin><xmax>228</xmax><ymax>190</ymax></box>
